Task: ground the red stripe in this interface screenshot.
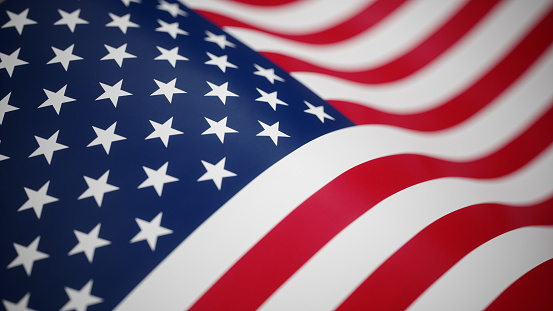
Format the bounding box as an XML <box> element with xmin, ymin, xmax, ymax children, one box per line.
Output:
<box><xmin>329</xmin><ymin>8</ymin><xmax>553</xmax><ymax>130</ymax></box>
<box><xmin>337</xmin><ymin>199</ymin><xmax>553</xmax><ymax>310</ymax></box>
<box><xmin>262</xmin><ymin>0</ymin><xmax>502</xmax><ymax>84</ymax></box>
<box><xmin>228</xmin><ymin>0</ymin><xmax>299</xmax><ymax>6</ymax></box>
<box><xmin>196</xmin><ymin>0</ymin><xmax>407</xmax><ymax>45</ymax></box>
<box><xmin>189</xmin><ymin>105</ymin><xmax>553</xmax><ymax>311</ymax></box>
<box><xmin>485</xmin><ymin>258</ymin><xmax>553</xmax><ymax>311</ymax></box>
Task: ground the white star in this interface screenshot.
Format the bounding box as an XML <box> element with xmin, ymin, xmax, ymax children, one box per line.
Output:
<box><xmin>18</xmin><ymin>181</ymin><xmax>58</xmax><ymax>219</ymax></box>
<box><xmin>146</xmin><ymin>117</ymin><xmax>183</xmax><ymax>147</ymax></box>
<box><xmin>130</xmin><ymin>212</ymin><xmax>173</xmax><ymax>251</ymax></box>
<box><xmin>197</xmin><ymin>157</ymin><xmax>236</xmax><ymax>190</ymax></box>
<box><xmin>157</xmin><ymin>0</ymin><xmax>187</xmax><ymax>18</ymax></box>
<box><xmin>68</xmin><ymin>224</ymin><xmax>111</xmax><ymax>263</ymax></box>
<box><xmin>156</xmin><ymin>19</ymin><xmax>187</xmax><ymax>39</ymax></box>
<box><xmin>0</xmin><ymin>140</ymin><xmax>8</xmax><ymax>161</ymax></box>
<box><xmin>100</xmin><ymin>43</ymin><xmax>136</xmax><ymax>67</ymax></box>
<box><xmin>257</xmin><ymin>121</ymin><xmax>289</xmax><ymax>146</ymax></box>
<box><xmin>38</xmin><ymin>85</ymin><xmax>75</xmax><ymax>115</ymax></box>
<box><xmin>78</xmin><ymin>170</ymin><xmax>119</xmax><ymax>207</ymax></box>
<box><xmin>154</xmin><ymin>46</ymin><xmax>187</xmax><ymax>67</ymax></box>
<box><xmin>254</xmin><ymin>64</ymin><xmax>284</xmax><ymax>84</ymax></box>
<box><xmin>29</xmin><ymin>130</ymin><xmax>68</xmax><ymax>164</ymax></box>
<box><xmin>304</xmin><ymin>100</ymin><xmax>334</xmax><ymax>123</ymax></box>
<box><xmin>205</xmin><ymin>52</ymin><xmax>237</xmax><ymax>73</ymax></box>
<box><xmin>1</xmin><ymin>93</ymin><xmax>18</xmax><ymax>124</ymax></box>
<box><xmin>151</xmin><ymin>78</ymin><xmax>185</xmax><ymax>103</ymax></box>
<box><xmin>204</xmin><ymin>30</ymin><xmax>235</xmax><ymax>49</ymax></box>
<box><xmin>121</xmin><ymin>0</ymin><xmax>141</xmax><ymax>6</ymax></box>
<box><xmin>255</xmin><ymin>88</ymin><xmax>288</xmax><ymax>111</ymax></box>
<box><xmin>106</xmin><ymin>13</ymin><xmax>139</xmax><ymax>34</ymax></box>
<box><xmin>2</xmin><ymin>293</ymin><xmax>36</xmax><ymax>311</ymax></box>
<box><xmin>7</xmin><ymin>237</ymin><xmax>48</xmax><ymax>276</ymax></box>
<box><xmin>2</xmin><ymin>9</ymin><xmax>36</xmax><ymax>35</ymax></box>
<box><xmin>96</xmin><ymin>79</ymin><xmax>132</xmax><ymax>107</ymax></box>
<box><xmin>204</xmin><ymin>81</ymin><xmax>238</xmax><ymax>105</ymax></box>
<box><xmin>0</xmin><ymin>48</ymin><xmax>28</xmax><ymax>77</ymax></box>
<box><xmin>202</xmin><ymin>117</ymin><xmax>237</xmax><ymax>143</ymax></box>
<box><xmin>47</xmin><ymin>44</ymin><xmax>82</xmax><ymax>71</ymax></box>
<box><xmin>138</xmin><ymin>162</ymin><xmax>178</xmax><ymax>196</ymax></box>
<box><xmin>54</xmin><ymin>9</ymin><xmax>88</xmax><ymax>32</ymax></box>
<box><xmin>60</xmin><ymin>280</ymin><xmax>102</xmax><ymax>311</ymax></box>
<box><xmin>87</xmin><ymin>121</ymin><xmax>126</xmax><ymax>154</ymax></box>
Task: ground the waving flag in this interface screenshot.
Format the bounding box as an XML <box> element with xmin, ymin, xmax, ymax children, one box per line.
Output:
<box><xmin>1</xmin><ymin>0</ymin><xmax>552</xmax><ymax>310</ymax></box>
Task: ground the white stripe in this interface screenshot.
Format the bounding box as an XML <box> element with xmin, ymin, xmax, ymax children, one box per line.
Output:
<box><xmin>223</xmin><ymin>0</ymin><xmax>466</xmax><ymax>69</ymax></box>
<box><xmin>260</xmin><ymin>144</ymin><xmax>553</xmax><ymax>311</ymax></box>
<box><xmin>407</xmin><ymin>226</ymin><xmax>553</xmax><ymax>311</ymax></box>
<box><xmin>115</xmin><ymin>37</ymin><xmax>553</xmax><ymax>310</ymax></box>
<box><xmin>290</xmin><ymin>0</ymin><xmax>552</xmax><ymax>113</ymax></box>
<box><xmin>181</xmin><ymin>0</ymin><xmax>373</xmax><ymax>34</ymax></box>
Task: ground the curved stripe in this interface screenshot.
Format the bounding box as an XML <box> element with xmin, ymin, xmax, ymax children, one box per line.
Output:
<box><xmin>181</xmin><ymin>0</ymin><xmax>373</xmax><ymax>35</ymax></box>
<box><xmin>263</xmin><ymin>0</ymin><xmax>500</xmax><ymax>83</ymax></box>
<box><xmin>115</xmin><ymin>67</ymin><xmax>553</xmax><ymax>311</ymax></box>
<box><xmin>198</xmin><ymin>0</ymin><xmax>407</xmax><ymax>45</ymax></box>
<box><xmin>406</xmin><ymin>226</ymin><xmax>553</xmax><ymax>311</ymax></box>
<box><xmin>228</xmin><ymin>0</ymin><xmax>298</xmax><ymax>6</ymax></box>
<box><xmin>191</xmin><ymin>106</ymin><xmax>553</xmax><ymax>311</ymax></box>
<box><xmin>486</xmin><ymin>258</ymin><xmax>553</xmax><ymax>311</ymax></box>
<box><xmin>260</xmin><ymin>144</ymin><xmax>553</xmax><ymax>311</ymax></box>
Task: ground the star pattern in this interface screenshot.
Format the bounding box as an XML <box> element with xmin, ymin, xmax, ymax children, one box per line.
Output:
<box><xmin>96</xmin><ymin>79</ymin><xmax>132</xmax><ymax>107</ymax></box>
<box><xmin>121</xmin><ymin>0</ymin><xmax>141</xmax><ymax>7</ymax></box>
<box><xmin>198</xmin><ymin>157</ymin><xmax>236</xmax><ymax>190</ymax></box>
<box><xmin>18</xmin><ymin>181</ymin><xmax>58</xmax><ymax>219</ymax></box>
<box><xmin>101</xmin><ymin>43</ymin><xmax>136</xmax><ymax>67</ymax></box>
<box><xmin>87</xmin><ymin>121</ymin><xmax>126</xmax><ymax>154</ymax></box>
<box><xmin>155</xmin><ymin>19</ymin><xmax>187</xmax><ymax>39</ymax></box>
<box><xmin>78</xmin><ymin>170</ymin><xmax>119</xmax><ymax>207</ymax></box>
<box><xmin>304</xmin><ymin>100</ymin><xmax>335</xmax><ymax>123</ymax></box>
<box><xmin>254</xmin><ymin>64</ymin><xmax>284</xmax><ymax>84</ymax></box>
<box><xmin>205</xmin><ymin>52</ymin><xmax>237</xmax><ymax>73</ymax></box>
<box><xmin>106</xmin><ymin>13</ymin><xmax>139</xmax><ymax>34</ymax></box>
<box><xmin>0</xmin><ymin>48</ymin><xmax>28</xmax><ymax>77</ymax></box>
<box><xmin>47</xmin><ymin>44</ymin><xmax>83</xmax><ymax>71</ymax></box>
<box><xmin>7</xmin><ymin>237</ymin><xmax>49</xmax><ymax>276</ymax></box>
<box><xmin>138</xmin><ymin>162</ymin><xmax>178</xmax><ymax>196</ymax></box>
<box><xmin>146</xmin><ymin>117</ymin><xmax>183</xmax><ymax>147</ymax></box>
<box><xmin>68</xmin><ymin>224</ymin><xmax>111</xmax><ymax>263</ymax></box>
<box><xmin>157</xmin><ymin>0</ymin><xmax>187</xmax><ymax>18</ymax></box>
<box><xmin>154</xmin><ymin>46</ymin><xmax>188</xmax><ymax>67</ymax></box>
<box><xmin>257</xmin><ymin>121</ymin><xmax>290</xmax><ymax>146</ymax></box>
<box><xmin>54</xmin><ymin>9</ymin><xmax>89</xmax><ymax>32</ymax></box>
<box><xmin>60</xmin><ymin>280</ymin><xmax>102</xmax><ymax>311</ymax></box>
<box><xmin>205</xmin><ymin>81</ymin><xmax>238</xmax><ymax>104</ymax></box>
<box><xmin>204</xmin><ymin>30</ymin><xmax>235</xmax><ymax>49</ymax></box>
<box><xmin>130</xmin><ymin>212</ymin><xmax>173</xmax><ymax>251</ymax></box>
<box><xmin>29</xmin><ymin>130</ymin><xmax>68</xmax><ymax>164</ymax></box>
<box><xmin>151</xmin><ymin>78</ymin><xmax>186</xmax><ymax>103</ymax></box>
<box><xmin>202</xmin><ymin>117</ymin><xmax>237</xmax><ymax>143</ymax></box>
<box><xmin>2</xmin><ymin>9</ymin><xmax>36</xmax><ymax>35</ymax></box>
<box><xmin>39</xmin><ymin>85</ymin><xmax>75</xmax><ymax>115</ymax></box>
<box><xmin>2</xmin><ymin>293</ymin><xmax>36</xmax><ymax>311</ymax></box>
<box><xmin>1</xmin><ymin>93</ymin><xmax>18</xmax><ymax>124</ymax></box>
<box><xmin>256</xmin><ymin>88</ymin><xmax>288</xmax><ymax>111</ymax></box>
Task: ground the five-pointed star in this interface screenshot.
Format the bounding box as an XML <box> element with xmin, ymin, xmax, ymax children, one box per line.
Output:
<box><xmin>256</xmin><ymin>88</ymin><xmax>288</xmax><ymax>111</ymax></box>
<box><xmin>29</xmin><ymin>130</ymin><xmax>68</xmax><ymax>164</ymax></box>
<box><xmin>47</xmin><ymin>44</ymin><xmax>82</xmax><ymax>71</ymax></box>
<box><xmin>205</xmin><ymin>52</ymin><xmax>237</xmax><ymax>73</ymax></box>
<box><xmin>197</xmin><ymin>157</ymin><xmax>236</xmax><ymax>190</ymax></box>
<box><xmin>157</xmin><ymin>0</ymin><xmax>187</xmax><ymax>18</ymax></box>
<box><xmin>205</xmin><ymin>81</ymin><xmax>238</xmax><ymax>105</ymax></box>
<box><xmin>130</xmin><ymin>212</ymin><xmax>173</xmax><ymax>251</ymax></box>
<box><xmin>87</xmin><ymin>121</ymin><xmax>126</xmax><ymax>154</ymax></box>
<box><xmin>68</xmin><ymin>224</ymin><xmax>111</xmax><ymax>263</ymax></box>
<box><xmin>304</xmin><ymin>100</ymin><xmax>335</xmax><ymax>123</ymax></box>
<box><xmin>154</xmin><ymin>46</ymin><xmax>187</xmax><ymax>67</ymax></box>
<box><xmin>121</xmin><ymin>0</ymin><xmax>141</xmax><ymax>7</ymax></box>
<box><xmin>138</xmin><ymin>162</ymin><xmax>178</xmax><ymax>196</ymax></box>
<box><xmin>202</xmin><ymin>117</ymin><xmax>237</xmax><ymax>143</ymax></box>
<box><xmin>0</xmin><ymin>140</ymin><xmax>8</xmax><ymax>161</ymax></box>
<box><xmin>54</xmin><ymin>9</ymin><xmax>88</xmax><ymax>32</ymax></box>
<box><xmin>257</xmin><ymin>121</ymin><xmax>289</xmax><ymax>146</ymax></box>
<box><xmin>1</xmin><ymin>93</ymin><xmax>18</xmax><ymax>125</ymax></box>
<box><xmin>18</xmin><ymin>181</ymin><xmax>58</xmax><ymax>219</ymax></box>
<box><xmin>156</xmin><ymin>19</ymin><xmax>187</xmax><ymax>39</ymax></box>
<box><xmin>106</xmin><ymin>13</ymin><xmax>139</xmax><ymax>34</ymax></box>
<box><xmin>204</xmin><ymin>30</ymin><xmax>235</xmax><ymax>49</ymax></box>
<box><xmin>96</xmin><ymin>79</ymin><xmax>132</xmax><ymax>107</ymax></box>
<box><xmin>39</xmin><ymin>85</ymin><xmax>75</xmax><ymax>115</ymax></box>
<box><xmin>151</xmin><ymin>78</ymin><xmax>185</xmax><ymax>103</ymax></box>
<box><xmin>60</xmin><ymin>280</ymin><xmax>102</xmax><ymax>311</ymax></box>
<box><xmin>101</xmin><ymin>43</ymin><xmax>136</xmax><ymax>67</ymax></box>
<box><xmin>0</xmin><ymin>48</ymin><xmax>28</xmax><ymax>77</ymax></box>
<box><xmin>78</xmin><ymin>170</ymin><xmax>119</xmax><ymax>207</ymax></box>
<box><xmin>146</xmin><ymin>117</ymin><xmax>183</xmax><ymax>147</ymax></box>
<box><xmin>2</xmin><ymin>293</ymin><xmax>36</xmax><ymax>311</ymax></box>
<box><xmin>254</xmin><ymin>64</ymin><xmax>284</xmax><ymax>84</ymax></box>
<box><xmin>2</xmin><ymin>9</ymin><xmax>36</xmax><ymax>35</ymax></box>
<box><xmin>7</xmin><ymin>237</ymin><xmax>48</xmax><ymax>276</ymax></box>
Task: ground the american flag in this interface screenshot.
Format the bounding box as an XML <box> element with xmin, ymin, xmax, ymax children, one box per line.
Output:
<box><xmin>1</xmin><ymin>0</ymin><xmax>552</xmax><ymax>310</ymax></box>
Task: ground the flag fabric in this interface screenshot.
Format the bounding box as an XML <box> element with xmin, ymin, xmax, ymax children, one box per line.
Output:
<box><xmin>0</xmin><ymin>1</ymin><xmax>552</xmax><ymax>311</ymax></box>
